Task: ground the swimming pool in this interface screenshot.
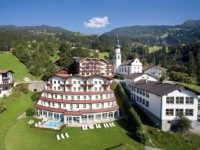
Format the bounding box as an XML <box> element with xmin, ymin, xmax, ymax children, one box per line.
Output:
<box><xmin>43</xmin><ymin>120</ymin><xmax>62</xmax><ymax>129</ymax></box>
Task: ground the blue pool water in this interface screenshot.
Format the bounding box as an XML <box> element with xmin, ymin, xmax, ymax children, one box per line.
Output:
<box><xmin>43</xmin><ymin>120</ymin><xmax>62</xmax><ymax>128</ymax></box>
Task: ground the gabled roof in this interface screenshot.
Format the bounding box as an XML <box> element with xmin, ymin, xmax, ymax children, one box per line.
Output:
<box><xmin>145</xmin><ymin>66</ymin><xmax>167</xmax><ymax>71</ymax></box>
<box><xmin>0</xmin><ymin>70</ymin><xmax>14</xmax><ymax>73</ymax></box>
<box><xmin>73</xmin><ymin>57</ymin><xmax>113</xmax><ymax>64</ymax></box>
<box><xmin>50</xmin><ymin>71</ymin><xmax>113</xmax><ymax>80</ymax></box>
<box><xmin>131</xmin><ymin>80</ymin><xmax>183</xmax><ymax>96</ymax></box>
<box><xmin>125</xmin><ymin>73</ymin><xmax>158</xmax><ymax>80</ymax></box>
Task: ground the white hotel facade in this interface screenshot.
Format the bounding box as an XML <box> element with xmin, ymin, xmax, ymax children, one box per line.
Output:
<box><xmin>35</xmin><ymin>70</ymin><xmax>119</xmax><ymax>125</ymax></box>
<box><xmin>130</xmin><ymin>80</ymin><xmax>199</xmax><ymax>131</ymax></box>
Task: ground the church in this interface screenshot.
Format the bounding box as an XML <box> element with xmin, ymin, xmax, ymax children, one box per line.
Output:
<box><xmin>114</xmin><ymin>37</ymin><xmax>143</xmax><ymax>75</ymax></box>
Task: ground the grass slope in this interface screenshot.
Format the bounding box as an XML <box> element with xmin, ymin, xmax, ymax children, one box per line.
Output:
<box><xmin>0</xmin><ymin>92</ymin><xmax>34</xmax><ymax>150</ymax></box>
<box><xmin>0</xmin><ymin>52</ymin><xmax>36</xmax><ymax>81</ymax></box>
<box><xmin>0</xmin><ymin>90</ymin><xmax>144</xmax><ymax>150</ymax></box>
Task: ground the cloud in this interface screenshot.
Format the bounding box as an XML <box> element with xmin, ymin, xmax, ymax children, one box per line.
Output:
<box><xmin>84</xmin><ymin>16</ymin><xmax>110</xmax><ymax>29</ymax></box>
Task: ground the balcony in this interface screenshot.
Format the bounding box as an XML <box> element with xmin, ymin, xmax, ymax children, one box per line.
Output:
<box><xmin>102</xmin><ymin>83</ymin><xmax>110</xmax><ymax>87</ymax></box>
<box><xmin>65</xmin><ymin>84</ymin><xmax>73</xmax><ymax>87</ymax></box>
<box><xmin>2</xmin><ymin>76</ymin><xmax>10</xmax><ymax>80</ymax></box>
<box><xmin>46</xmin><ymin>83</ymin><xmax>52</xmax><ymax>87</ymax></box>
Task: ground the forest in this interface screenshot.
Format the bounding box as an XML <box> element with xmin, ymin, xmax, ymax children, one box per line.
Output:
<box><xmin>0</xmin><ymin>21</ymin><xmax>200</xmax><ymax>86</ymax></box>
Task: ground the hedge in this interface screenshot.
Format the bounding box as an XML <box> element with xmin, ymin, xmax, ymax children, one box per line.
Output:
<box><xmin>115</xmin><ymin>84</ymin><xmax>147</xmax><ymax>144</ymax></box>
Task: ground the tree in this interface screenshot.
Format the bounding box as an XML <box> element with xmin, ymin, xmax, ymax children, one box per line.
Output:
<box><xmin>132</xmin><ymin>52</ymin><xmax>139</xmax><ymax>59</ymax></box>
<box><xmin>26</xmin><ymin>108</ymin><xmax>35</xmax><ymax>116</ymax></box>
<box><xmin>171</xmin><ymin>116</ymin><xmax>191</xmax><ymax>133</ymax></box>
<box><xmin>0</xmin><ymin>102</ymin><xmax>7</xmax><ymax>113</ymax></box>
<box><xmin>196</xmin><ymin>48</ymin><xmax>200</xmax><ymax>85</ymax></box>
<box><xmin>188</xmin><ymin>51</ymin><xmax>197</xmax><ymax>76</ymax></box>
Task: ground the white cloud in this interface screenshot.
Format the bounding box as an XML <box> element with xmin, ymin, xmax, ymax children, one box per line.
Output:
<box><xmin>84</xmin><ymin>16</ymin><xmax>110</xmax><ymax>29</ymax></box>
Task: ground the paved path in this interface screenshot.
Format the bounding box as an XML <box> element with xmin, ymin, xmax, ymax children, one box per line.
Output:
<box><xmin>14</xmin><ymin>81</ymin><xmax>45</xmax><ymax>92</ymax></box>
<box><xmin>145</xmin><ymin>146</ymin><xmax>161</xmax><ymax>150</ymax></box>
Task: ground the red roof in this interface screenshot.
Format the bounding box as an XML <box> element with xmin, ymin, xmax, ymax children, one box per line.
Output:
<box><xmin>43</xmin><ymin>89</ymin><xmax>114</xmax><ymax>95</ymax></box>
<box><xmin>0</xmin><ymin>70</ymin><xmax>13</xmax><ymax>73</ymax></box>
<box><xmin>40</xmin><ymin>96</ymin><xmax>116</xmax><ymax>104</ymax></box>
<box><xmin>35</xmin><ymin>104</ymin><xmax>119</xmax><ymax>115</ymax></box>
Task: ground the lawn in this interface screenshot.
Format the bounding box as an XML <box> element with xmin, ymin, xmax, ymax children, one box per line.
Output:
<box><xmin>98</xmin><ymin>52</ymin><xmax>110</xmax><ymax>59</ymax></box>
<box><xmin>0</xmin><ymin>52</ymin><xmax>36</xmax><ymax>81</ymax></box>
<box><xmin>0</xmin><ymin>91</ymin><xmax>144</xmax><ymax>150</ymax></box>
<box><xmin>176</xmin><ymin>82</ymin><xmax>200</xmax><ymax>92</ymax></box>
<box><xmin>146</xmin><ymin>126</ymin><xmax>200</xmax><ymax>150</ymax></box>
<box><xmin>148</xmin><ymin>46</ymin><xmax>161</xmax><ymax>53</ymax></box>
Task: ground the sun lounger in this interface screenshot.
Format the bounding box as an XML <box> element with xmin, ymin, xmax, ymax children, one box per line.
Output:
<box><xmin>103</xmin><ymin>123</ymin><xmax>106</xmax><ymax>128</ymax></box>
<box><xmin>65</xmin><ymin>133</ymin><xmax>69</xmax><ymax>138</ymax></box>
<box><xmin>105</xmin><ymin>123</ymin><xmax>109</xmax><ymax>127</ymax></box>
<box><xmin>109</xmin><ymin>123</ymin><xmax>113</xmax><ymax>127</ymax></box>
<box><xmin>95</xmin><ymin>124</ymin><xmax>99</xmax><ymax>128</ymax></box>
<box><xmin>57</xmin><ymin>135</ymin><xmax>61</xmax><ymax>140</ymax></box>
<box><xmin>61</xmin><ymin>134</ymin><xmax>65</xmax><ymax>139</ymax></box>
<box><xmin>35</xmin><ymin>123</ymin><xmax>38</xmax><ymax>127</ymax></box>
<box><xmin>82</xmin><ymin>125</ymin><xmax>85</xmax><ymax>130</ymax></box>
<box><xmin>98</xmin><ymin>124</ymin><xmax>101</xmax><ymax>128</ymax></box>
<box><xmin>111</xmin><ymin>122</ymin><xmax>115</xmax><ymax>127</ymax></box>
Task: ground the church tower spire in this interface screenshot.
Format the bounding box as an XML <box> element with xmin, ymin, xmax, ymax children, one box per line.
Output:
<box><xmin>114</xmin><ymin>35</ymin><xmax>121</xmax><ymax>73</ymax></box>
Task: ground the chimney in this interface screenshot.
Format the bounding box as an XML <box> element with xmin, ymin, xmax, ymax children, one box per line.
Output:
<box><xmin>145</xmin><ymin>79</ymin><xmax>148</xmax><ymax>83</ymax></box>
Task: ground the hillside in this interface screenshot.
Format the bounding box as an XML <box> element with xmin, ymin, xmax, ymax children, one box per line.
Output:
<box><xmin>0</xmin><ymin>52</ymin><xmax>36</xmax><ymax>81</ymax></box>
<box><xmin>102</xmin><ymin>20</ymin><xmax>200</xmax><ymax>46</ymax></box>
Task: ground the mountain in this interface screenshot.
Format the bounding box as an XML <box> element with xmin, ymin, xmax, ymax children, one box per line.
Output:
<box><xmin>182</xmin><ymin>19</ymin><xmax>200</xmax><ymax>27</ymax></box>
<box><xmin>102</xmin><ymin>20</ymin><xmax>200</xmax><ymax>46</ymax></box>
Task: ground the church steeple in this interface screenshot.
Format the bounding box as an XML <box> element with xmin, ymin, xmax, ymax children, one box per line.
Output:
<box><xmin>115</xmin><ymin>35</ymin><xmax>121</xmax><ymax>49</ymax></box>
<box><xmin>114</xmin><ymin>35</ymin><xmax>121</xmax><ymax>73</ymax></box>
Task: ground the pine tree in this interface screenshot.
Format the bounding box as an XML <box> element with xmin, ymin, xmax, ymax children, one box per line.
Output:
<box><xmin>196</xmin><ymin>49</ymin><xmax>200</xmax><ymax>85</ymax></box>
<box><xmin>188</xmin><ymin>51</ymin><xmax>197</xmax><ymax>76</ymax></box>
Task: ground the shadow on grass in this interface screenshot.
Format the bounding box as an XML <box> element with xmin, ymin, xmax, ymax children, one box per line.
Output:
<box><xmin>132</xmin><ymin>105</ymin><xmax>156</xmax><ymax>128</ymax></box>
<box><xmin>115</xmin><ymin>119</ymin><xmax>139</xmax><ymax>142</ymax></box>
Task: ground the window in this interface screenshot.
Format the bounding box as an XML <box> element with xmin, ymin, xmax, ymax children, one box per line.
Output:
<box><xmin>95</xmin><ymin>87</ymin><xmax>97</xmax><ymax>91</ymax></box>
<box><xmin>166</xmin><ymin>97</ymin><xmax>174</xmax><ymax>104</ymax></box>
<box><xmin>58</xmin><ymin>87</ymin><xmax>60</xmax><ymax>90</ymax></box>
<box><xmin>65</xmin><ymin>96</ymin><xmax>68</xmax><ymax>99</ymax></box>
<box><xmin>186</xmin><ymin>97</ymin><xmax>194</xmax><ymax>104</ymax></box>
<box><xmin>99</xmin><ymin>87</ymin><xmax>101</xmax><ymax>91</ymax></box>
<box><xmin>52</xmin><ymin>103</ymin><xmax>55</xmax><ymax>106</ymax></box>
<box><xmin>176</xmin><ymin>97</ymin><xmax>184</xmax><ymax>104</ymax></box>
<box><xmin>55</xmin><ymin>95</ymin><xmax>57</xmax><ymax>98</ymax></box>
<box><xmin>139</xmin><ymin>97</ymin><xmax>142</xmax><ymax>103</ymax></box>
<box><xmin>72</xmin><ymin>96</ymin><xmax>74</xmax><ymax>100</ymax></box>
<box><xmin>95</xmin><ymin>81</ymin><xmax>97</xmax><ymax>84</ymax></box>
<box><xmin>73</xmin><ymin>87</ymin><xmax>76</xmax><ymax>91</ymax></box>
<box><xmin>84</xmin><ymin>96</ymin><xmax>86</xmax><ymax>100</ymax></box>
<box><xmin>137</xmin><ymin>88</ymin><xmax>139</xmax><ymax>93</ymax></box>
<box><xmin>175</xmin><ymin>109</ymin><xmax>183</xmax><ymax>116</ymax></box>
<box><xmin>58</xmin><ymin>81</ymin><xmax>60</xmax><ymax>84</ymax></box>
<box><xmin>166</xmin><ymin>109</ymin><xmax>174</xmax><ymax>116</ymax></box>
<box><xmin>142</xmin><ymin>91</ymin><xmax>145</xmax><ymax>96</ymax></box>
<box><xmin>96</xmin><ymin>103</ymin><xmax>99</xmax><ymax>107</ymax></box>
<box><xmin>73</xmin><ymin>81</ymin><xmax>76</xmax><ymax>84</ymax></box>
<box><xmin>78</xmin><ymin>96</ymin><xmax>80</xmax><ymax>100</ymax></box>
<box><xmin>142</xmin><ymin>99</ymin><xmax>145</xmax><ymax>105</ymax></box>
<box><xmin>146</xmin><ymin>92</ymin><xmax>149</xmax><ymax>98</ymax></box>
<box><xmin>146</xmin><ymin>101</ymin><xmax>149</xmax><ymax>107</ymax></box>
<box><xmin>63</xmin><ymin>104</ymin><xmax>66</xmax><ymax>107</ymax></box>
<box><xmin>76</xmin><ymin>104</ymin><xmax>79</xmax><ymax>108</ymax></box>
<box><xmin>54</xmin><ymin>87</ymin><xmax>56</xmax><ymax>90</ymax></box>
<box><xmin>96</xmin><ymin>95</ymin><xmax>98</xmax><ymax>99</ymax></box>
<box><xmin>185</xmin><ymin>109</ymin><xmax>193</xmax><ymax>116</ymax></box>
<box><xmin>83</xmin><ymin>104</ymin><xmax>86</xmax><ymax>108</ymax></box>
<box><xmin>78</xmin><ymin>81</ymin><xmax>80</xmax><ymax>84</ymax></box>
<box><xmin>99</xmin><ymin>81</ymin><xmax>101</xmax><ymax>84</ymax></box>
<box><xmin>54</xmin><ymin>81</ymin><xmax>56</xmax><ymax>84</ymax></box>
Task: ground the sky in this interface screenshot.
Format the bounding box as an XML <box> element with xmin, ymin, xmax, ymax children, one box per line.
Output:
<box><xmin>0</xmin><ymin>0</ymin><xmax>200</xmax><ymax>34</ymax></box>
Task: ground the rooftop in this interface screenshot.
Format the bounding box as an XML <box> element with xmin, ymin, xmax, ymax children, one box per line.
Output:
<box><xmin>131</xmin><ymin>80</ymin><xmax>183</xmax><ymax>96</ymax></box>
